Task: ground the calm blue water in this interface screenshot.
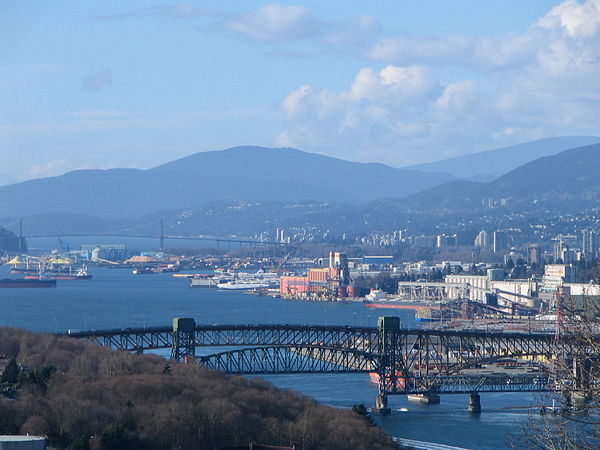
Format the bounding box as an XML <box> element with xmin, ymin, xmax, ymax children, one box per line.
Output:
<box><xmin>0</xmin><ymin>266</ymin><xmax>536</xmax><ymax>448</ymax></box>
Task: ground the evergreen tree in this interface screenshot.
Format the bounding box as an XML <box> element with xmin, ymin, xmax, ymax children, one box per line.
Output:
<box><xmin>1</xmin><ymin>358</ymin><xmax>19</xmax><ymax>384</ymax></box>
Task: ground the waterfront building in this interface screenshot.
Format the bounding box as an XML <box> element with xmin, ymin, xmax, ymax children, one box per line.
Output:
<box><xmin>81</xmin><ymin>244</ymin><xmax>128</xmax><ymax>261</ymax></box>
<box><xmin>445</xmin><ymin>274</ymin><xmax>490</xmax><ymax>302</ymax></box>
<box><xmin>280</xmin><ymin>251</ymin><xmax>351</xmax><ymax>297</ymax></box>
<box><xmin>562</xmin><ymin>283</ymin><xmax>600</xmax><ymax>310</ymax></box>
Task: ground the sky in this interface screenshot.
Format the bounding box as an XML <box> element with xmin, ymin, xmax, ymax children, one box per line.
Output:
<box><xmin>1</xmin><ymin>0</ymin><xmax>600</xmax><ymax>183</ymax></box>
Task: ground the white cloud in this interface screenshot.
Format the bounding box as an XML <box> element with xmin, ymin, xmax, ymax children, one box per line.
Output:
<box><xmin>224</xmin><ymin>3</ymin><xmax>321</xmax><ymax>42</ymax></box>
<box><xmin>221</xmin><ymin>2</ymin><xmax>381</xmax><ymax>45</ymax></box>
<box><xmin>367</xmin><ymin>35</ymin><xmax>474</xmax><ymax>66</ymax></box>
<box><xmin>23</xmin><ymin>159</ymin><xmax>70</xmax><ymax>180</ymax></box>
<box><xmin>20</xmin><ymin>160</ymin><xmax>124</xmax><ymax>181</ymax></box>
<box><xmin>95</xmin><ymin>3</ymin><xmax>218</xmax><ymax>21</ymax></box>
<box><xmin>537</xmin><ymin>0</ymin><xmax>600</xmax><ymax>37</ymax></box>
<box><xmin>276</xmin><ymin>0</ymin><xmax>600</xmax><ymax>166</ymax></box>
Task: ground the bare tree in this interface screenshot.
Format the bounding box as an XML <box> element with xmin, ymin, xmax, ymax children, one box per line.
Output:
<box><xmin>517</xmin><ymin>265</ymin><xmax>600</xmax><ymax>449</ymax></box>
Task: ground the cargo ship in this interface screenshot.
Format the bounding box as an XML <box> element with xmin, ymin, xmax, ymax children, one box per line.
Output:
<box><xmin>11</xmin><ymin>267</ymin><xmax>39</xmax><ymax>274</ymax></box>
<box><xmin>0</xmin><ymin>278</ymin><xmax>57</xmax><ymax>288</ymax></box>
<box><xmin>368</xmin><ymin>371</ymin><xmax>405</xmax><ymax>389</ymax></box>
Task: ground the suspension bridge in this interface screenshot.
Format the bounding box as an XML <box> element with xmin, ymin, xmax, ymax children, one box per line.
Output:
<box><xmin>3</xmin><ymin>218</ymin><xmax>288</xmax><ymax>252</ymax></box>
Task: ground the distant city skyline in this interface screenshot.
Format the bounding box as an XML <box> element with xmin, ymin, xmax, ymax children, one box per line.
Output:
<box><xmin>2</xmin><ymin>0</ymin><xmax>600</xmax><ymax>182</ymax></box>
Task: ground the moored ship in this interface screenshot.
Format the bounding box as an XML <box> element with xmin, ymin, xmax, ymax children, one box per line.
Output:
<box><xmin>189</xmin><ymin>274</ymin><xmax>233</xmax><ymax>288</ymax></box>
<box><xmin>368</xmin><ymin>371</ymin><xmax>405</xmax><ymax>389</ymax></box>
<box><xmin>217</xmin><ymin>280</ymin><xmax>274</xmax><ymax>290</ymax></box>
<box><xmin>216</xmin><ymin>272</ymin><xmax>280</xmax><ymax>291</ymax></box>
<box><xmin>0</xmin><ymin>278</ymin><xmax>57</xmax><ymax>288</ymax></box>
<box><xmin>25</xmin><ymin>266</ymin><xmax>92</xmax><ymax>281</ymax></box>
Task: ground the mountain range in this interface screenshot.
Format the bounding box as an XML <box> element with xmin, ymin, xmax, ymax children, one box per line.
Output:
<box><xmin>406</xmin><ymin>136</ymin><xmax>600</xmax><ymax>180</ymax></box>
<box><xmin>0</xmin><ymin>146</ymin><xmax>454</xmax><ymax>219</ymax></box>
<box><xmin>151</xmin><ymin>142</ymin><xmax>600</xmax><ymax>238</ymax></box>
<box><xmin>1</xmin><ymin>137</ymin><xmax>599</xmax><ymax>231</ymax></box>
<box><xmin>399</xmin><ymin>142</ymin><xmax>600</xmax><ymax>213</ymax></box>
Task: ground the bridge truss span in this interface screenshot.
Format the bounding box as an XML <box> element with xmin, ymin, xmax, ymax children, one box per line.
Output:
<box><xmin>199</xmin><ymin>345</ymin><xmax>376</xmax><ymax>375</ymax></box>
<box><xmin>69</xmin><ymin>321</ymin><xmax>568</xmax><ymax>405</ymax></box>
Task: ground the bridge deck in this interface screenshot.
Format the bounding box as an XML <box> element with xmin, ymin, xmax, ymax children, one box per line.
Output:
<box><xmin>65</xmin><ymin>323</ymin><xmax>562</xmax><ymax>395</ymax></box>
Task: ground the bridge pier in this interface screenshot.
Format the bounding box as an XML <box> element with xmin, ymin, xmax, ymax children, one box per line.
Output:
<box><xmin>468</xmin><ymin>392</ymin><xmax>481</xmax><ymax>413</ymax></box>
<box><xmin>171</xmin><ymin>317</ymin><xmax>196</xmax><ymax>362</ymax></box>
<box><xmin>372</xmin><ymin>392</ymin><xmax>391</xmax><ymax>415</ymax></box>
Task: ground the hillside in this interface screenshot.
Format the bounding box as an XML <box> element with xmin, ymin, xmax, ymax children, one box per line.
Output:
<box><xmin>400</xmin><ymin>142</ymin><xmax>600</xmax><ymax>212</ymax></box>
<box><xmin>4</xmin><ymin>143</ymin><xmax>600</xmax><ymax>239</ymax></box>
<box><xmin>0</xmin><ymin>327</ymin><xmax>395</xmax><ymax>449</ymax></box>
<box><xmin>406</xmin><ymin>136</ymin><xmax>600</xmax><ymax>179</ymax></box>
<box><xmin>0</xmin><ymin>146</ymin><xmax>453</xmax><ymax>219</ymax></box>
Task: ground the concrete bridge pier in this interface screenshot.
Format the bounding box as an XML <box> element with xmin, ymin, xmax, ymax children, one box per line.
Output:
<box><xmin>468</xmin><ymin>392</ymin><xmax>481</xmax><ymax>413</ymax></box>
<box><xmin>372</xmin><ymin>392</ymin><xmax>391</xmax><ymax>415</ymax></box>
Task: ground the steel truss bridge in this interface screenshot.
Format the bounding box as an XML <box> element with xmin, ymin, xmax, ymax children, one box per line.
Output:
<box><xmin>67</xmin><ymin>317</ymin><xmax>583</xmax><ymax>412</ymax></box>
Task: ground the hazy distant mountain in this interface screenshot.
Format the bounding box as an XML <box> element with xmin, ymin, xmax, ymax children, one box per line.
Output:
<box><xmin>6</xmin><ymin>144</ymin><xmax>600</xmax><ymax>239</ymax></box>
<box><xmin>406</xmin><ymin>136</ymin><xmax>600</xmax><ymax>179</ymax></box>
<box><xmin>0</xmin><ymin>146</ymin><xmax>454</xmax><ymax>219</ymax></box>
<box><xmin>400</xmin><ymin>142</ymin><xmax>600</xmax><ymax>212</ymax></box>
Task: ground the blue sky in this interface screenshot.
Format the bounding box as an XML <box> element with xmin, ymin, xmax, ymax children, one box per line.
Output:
<box><xmin>2</xmin><ymin>0</ymin><xmax>599</xmax><ymax>183</ymax></box>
